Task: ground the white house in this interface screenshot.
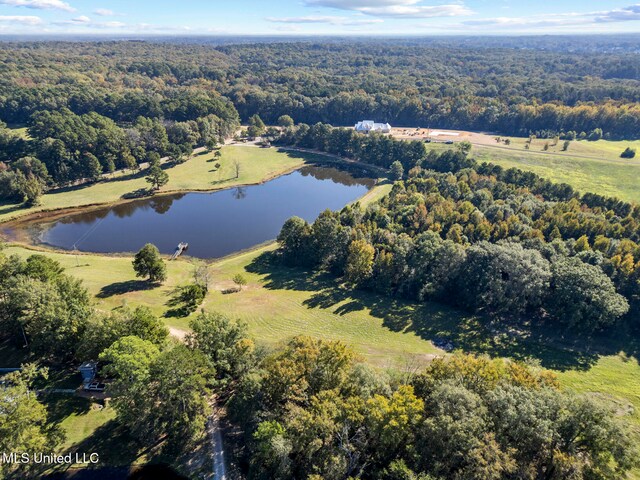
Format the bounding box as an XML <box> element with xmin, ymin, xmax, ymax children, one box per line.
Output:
<box><xmin>354</xmin><ymin>120</ymin><xmax>392</xmax><ymax>133</ymax></box>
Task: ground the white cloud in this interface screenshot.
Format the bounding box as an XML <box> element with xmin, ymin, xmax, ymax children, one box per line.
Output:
<box><xmin>266</xmin><ymin>15</ymin><xmax>383</xmax><ymax>25</ymax></box>
<box><xmin>0</xmin><ymin>14</ymin><xmax>42</xmax><ymax>24</ymax></box>
<box><xmin>93</xmin><ymin>8</ymin><xmax>124</xmax><ymax>17</ymax></box>
<box><xmin>70</xmin><ymin>15</ymin><xmax>90</xmax><ymax>23</ymax></box>
<box><xmin>458</xmin><ymin>3</ymin><xmax>640</xmax><ymax>30</ymax></box>
<box><xmin>593</xmin><ymin>4</ymin><xmax>640</xmax><ymax>23</ymax></box>
<box><xmin>0</xmin><ymin>0</ymin><xmax>75</xmax><ymax>12</ymax></box>
<box><xmin>94</xmin><ymin>8</ymin><xmax>113</xmax><ymax>16</ymax></box>
<box><xmin>304</xmin><ymin>0</ymin><xmax>472</xmax><ymax>18</ymax></box>
<box><xmin>53</xmin><ymin>17</ymin><xmax>127</xmax><ymax>28</ymax></box>
<box><xmin>98</xmin><ymin>21</ymin><xmax>126</xmax><ymax>28</ymax></box>
<box><xmin>306</xmin><ymin>0</ymin><xmax>415</xmax><ymax>8</ymax></box>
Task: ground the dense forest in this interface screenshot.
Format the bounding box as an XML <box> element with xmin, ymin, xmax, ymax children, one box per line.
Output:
<box><xmin>1</xmin><ymin>38</ymin><xmax>640</xmax><ymax>202</ymax></box>
<box><xmin>275</xmin><ymin>124</ymin><xmax>640</xmax><ymax>333</ymax></box>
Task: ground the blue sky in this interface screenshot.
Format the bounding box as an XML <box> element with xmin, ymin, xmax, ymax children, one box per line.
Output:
<box><xmin>1</xmin><ymin>0</ymin><xmax>640</xmax><ymax>35</ymax></box>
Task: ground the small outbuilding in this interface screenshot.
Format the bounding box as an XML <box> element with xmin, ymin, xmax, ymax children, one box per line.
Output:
<box><xmin>78</xmin><ymin>361</ymin><xmax>97</xmax><ymax>384</ymax></box>
<box><xmin>355</xmin><ymin>120</ymin><xmax>392</xmax><ymax>134</ymax></box>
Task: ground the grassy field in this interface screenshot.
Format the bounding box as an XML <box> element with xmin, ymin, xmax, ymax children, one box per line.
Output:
<box><xmin>3</xmin><ymin>243</ymin><xmax>440</xmax><ymax>366</ymax></box>
<box><xmin>558</xmin><ymin>354</ymin><xmax>640</xmax><ymax>426</ymax></box>
<box><xmin>0</xmin><ymin>146</ymin><xmax>325</xmax><ymax>224</ymax></box>
<box><xmin>474</xmin><ymin>138</ymin><xmax>640</xmax><ymax>203</ymax></box>
<box><xmin>4</xmin><ymin>243</ymin><xmax>640</xmax><ymax>432</ymax></box>
<box><xmin>486</xmin><ymin>136</ymin><xmax>640</xmax><ymax>160</ymax></box>
<box><xmin>424</xmin><ymin>138</ymin><xmax>640</xmax><ymax>203</ymax></box>
<box><xmin>473</xmin><ymin>145</ymin><xmax>640</xmax><ymax>203</ymax></box>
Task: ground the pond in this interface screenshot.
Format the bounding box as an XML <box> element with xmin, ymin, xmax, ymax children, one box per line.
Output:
<box><xmin>7</xmin><ymin>165</ymin><xmax>374</xmax><ymax>259</ymax></box>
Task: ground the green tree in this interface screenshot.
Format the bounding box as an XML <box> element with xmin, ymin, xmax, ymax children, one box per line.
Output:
<box><xmin>390</xmin><ymin>160</ymin><xmax>404</xmax><ymax>180</ymax></box>
<box><xmin>101</xmin><ymin>339</ymin><xmax>216</xmax><ymax>453</ymax></box>
<box><xmin>133</xmin><ymin>243</ymin><xmax>167</xmax><ymax>283</ymax></box>
<box><xmin>252</xmin><ymin>420</ymin><xmax>292</xmax><ymax>478</ymax></box>
<box><xmin>548</xmin><ymin>257</ymin><xmax>629</xmax><ymax>331</ymax></box>
<box><xmin>186</xmin><ymin>311</ymin><xmax>255</xmax><ymax>383</ymax></box>
<box><xmin>147</xmin><ymin>345</ymin><xmax>213</xmax><ymax>452</ymax></box>
<box><xmin>233</xmin><ymin>273</ymin><xmax>247</xmax><ymax>290</ymax></box>
<box><xmin>456</xmin><ymin>141</ymin><xmax>472</xmax><ymax>155</ymax></box>
<box><xmin>248</xmin><ymin>114</ymin><xmax>266</xmax><ymax>138</ymax></box>
<box><xmin>78</xmin><ymin>306</ymin><xmax>168</xmax><ymax>360</ymax></box>
<box><xmin>145</xmin><ymin>163</ymin><xmax>169</xmax><ymax>191</ymax></box>
<box><xmin>99</xmin><ymin>336</ymin><xmax>161</xmax><ymax>441</ymax></box>
<box><xmin>80</xmin><ymin>152</ymin><xmax>103</xmax><ymax>181</ymax></box>
<box><xmin>0</xmin><ymin>365</ymin><xmax>63</xmax><ymax>479</ymax></box>
<box><xmin>277</xmin><ymin>115</ymin><xmax>294</xmax><ymax>127</ymax></box>
<box><xmin>277</xmin><ymin>216</ymin><xmax>312</xmax><ymax>266</ymax></box>
<box><xmin>0</xmin><ymin>262</ymin><xmax>91</xmax><ymax>360</ymax></box>
<box><xmin>458</xmin><ymin>242</ymin><xmax>551</xmax><ymax>315</ymax></box>
<box><xmin>15</xmin><ymin>171</ymin><xmax>43</xmax><ymax>206</ymax></box>
<box><xmin>344</xmin><ymin>239</ymin><xmax>375</xmax><ymax>285</ymax></box>
<box><xmin>574</xmin><ymin>235</ymin><xmax>591</xmax><ymax>252</ymax></box>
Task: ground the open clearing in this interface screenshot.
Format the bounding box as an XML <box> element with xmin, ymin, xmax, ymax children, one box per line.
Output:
<box><xmin>393</xmin><ymin>128</ymin><xmax>640</xmax><ymax>203</ymax></box>
<box><xmin>4</xmin><ymin>243</ymin><xmax>639</xmax><ymax>432</ymax></box>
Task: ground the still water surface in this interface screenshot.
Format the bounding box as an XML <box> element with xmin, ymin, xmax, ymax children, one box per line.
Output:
<box><xmin>19</xmin><ymin>166</ymin><xmax>374</xmax><ymax>259</ymax></box>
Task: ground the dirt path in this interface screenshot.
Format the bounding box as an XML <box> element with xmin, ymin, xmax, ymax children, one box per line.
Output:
<box><xmin>208</xmin><ymin>410</ymin><xmax>227</xmax><ymax>480</ymax></box>
<box><xmin>169</xmin><ymin>327</ymin><xmax>188</xmax><ymax>340</ymax></box>
<box><xmin>168</xmin><ymin>326</ymin><xmax>227</xmax><ymax>479</ymax></box>
<box><xmin>278</xmin><ymin>146</ymin><xmax>387</xmax><ymax>174</ymax></box>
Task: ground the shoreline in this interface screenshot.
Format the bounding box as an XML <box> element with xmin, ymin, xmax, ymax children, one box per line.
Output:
<box><xmin>0</xmin><ymin>146</ymin><xmax>385</xmax><ymax>229</ymax></box>
<box><xmin>0</xmin><ymin>161</ymin><xmax>304</xmax><ymax>230</ymax></box>
<box><xmin>2</xmin><ymin>167</ymin><xmax>388</xmax><ymax>263</ymax></box>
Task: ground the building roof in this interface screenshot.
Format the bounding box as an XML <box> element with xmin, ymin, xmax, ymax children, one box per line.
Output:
<box><xmin>355</xmin><ymin>120</ymin><xmax>391</xmax><ymax>132</ymax></box>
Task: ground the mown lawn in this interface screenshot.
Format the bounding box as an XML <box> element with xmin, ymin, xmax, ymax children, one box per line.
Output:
<box><xmin>473</xmin><ymin>146</ymin><xmax>640</xmax><ymax>203</ymax></box>
<box><xmin>4</xmin><ymin>243</ymin><xmax>440</xmax><ymax>366</ymax></box>
<box><xmin>4</xmin><ymin>242</ymin><xmax>640</xmax><ymax>433</ymax></box>
<box><xmin>486</xmin><ymin>136</ymin><xmax>640</xmax><ymax>160</ymax></box>
<box><xmin>424</xmin><ymin>138</ymin><xmax>640</xmax><ymax>203</ymax></box>
<box><xmin>0</xmin><ymin>146</ymin><xmax>322</xmax><ymax>223</ymax></box>
<box><xmin>558</xmin><ymin>354</ymin><xmax>640</xmax><ymax>426</ymax></box>
<box><xmin>43</xmin><ymin>394</ymin><xmax>149</xmax><ymax>469</ymax></box>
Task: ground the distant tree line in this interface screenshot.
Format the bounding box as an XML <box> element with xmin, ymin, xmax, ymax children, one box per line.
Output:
<box><xmin>2</xmin><ymin>39</ymin><xmax>640</xmax><ymax>203</ymax></box>
<box><xmin>218</xmin><ymin>42</ymin><xmax>640</xmax><ymax>139</ymax></box>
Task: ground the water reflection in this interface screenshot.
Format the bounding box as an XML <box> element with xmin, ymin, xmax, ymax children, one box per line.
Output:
<box><xmin>18</xmin><ymin>165</ymin><xmax>374</xmax><ymax>259</ymax></box>
<box><xmin>233</xmin><ymin>187</ymin><xmax>247</xmax><ymax>200</ymax></box>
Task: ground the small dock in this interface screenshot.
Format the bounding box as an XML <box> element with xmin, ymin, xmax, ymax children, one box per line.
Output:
<box><xmin>171</xmin><ymin>242</ymin><xmax>189</xmax><ymax>260</ymax></box>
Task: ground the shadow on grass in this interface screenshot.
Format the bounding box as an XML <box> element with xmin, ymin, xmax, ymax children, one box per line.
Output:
<box><xmin>97</xmin><ymin>280</ymin><xmax>156</xmax><ymax>298</ymax></box>
<box><xmin>47</xmin><ymin>170</ymin><xmax>148</xmax><ymax>198</ymax></box>
<box><xmin>45</xmin><ymin>394</ymin><xmax>91</xmax><ymax>425</ymax></box>
<box><xmin>121</xmin><ymin>188</ymin><xmax>152</xmax><ymax>200</ymax></box>
<box><xmin>247</xmin><ymin>251</ymin><xmax>639</xmax><ymax>371</ymax></box>
<box><xmin>211</xmin><ymin>176</ymin><xmax>238</xmax><ymax>185</ymax></box>
<box><xmin>277</xmin><ymin>147</ymin><xmax>386</xmax><ymax>178</ymax></box>
<box><xmin>41</xmin><ymin>396</ymin><xmax>186</xmax><ymax>479</ymax></box>
<box><xmin>0</xmin><ymin>200</ymin><xmax>29</xmax><ymax>216</ymax></box>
